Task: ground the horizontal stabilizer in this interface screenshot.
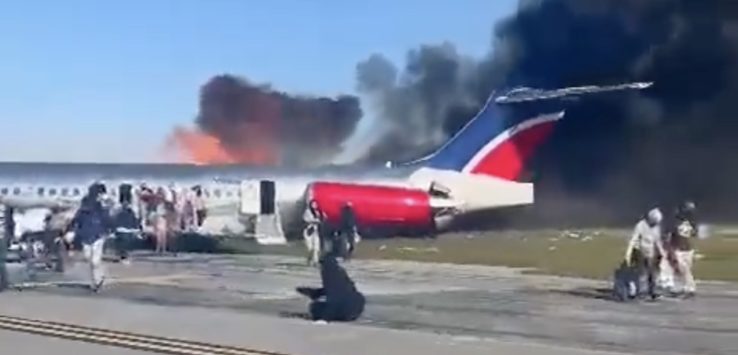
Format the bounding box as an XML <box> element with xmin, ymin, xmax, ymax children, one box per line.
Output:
<box><xmin>494</xmin><ymin>81</ymin><xmax>653</xmax><ymax>104</ymax></box>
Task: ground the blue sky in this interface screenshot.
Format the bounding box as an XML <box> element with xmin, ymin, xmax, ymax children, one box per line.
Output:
<box><xmin>0</xmin><ymin>0</ymin><xmax>517</xmax><ymax>162</ymax></box>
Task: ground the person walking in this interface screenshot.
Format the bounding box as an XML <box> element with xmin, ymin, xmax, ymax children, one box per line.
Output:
<box><xmin>624</xmin><ymin>208</ymin><xmax>664</xmax><ymax>300</ymax></box>
<box><xmin>338</xmin><ymin>203</ymin><xmax>359</xmax><ymax>261</ymax></box>
<box><xmin>302</xmin><ymin>200</ymin><xmax>325</xmax><ymax>267</ymax></box>
<box><xmin>68</xmin><ymin>183</ymin><xmax>112</xmax><ymax>292</ymax></box>
<box><xmin>671</xmin><ymin>201</ymin><xmax>698</xmax><ymax>298</ymax></box>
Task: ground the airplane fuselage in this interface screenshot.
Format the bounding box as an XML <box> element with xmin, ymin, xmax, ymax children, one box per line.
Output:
<box><xmin>0</xmin><ymin>161</ymin><xmax>420</xmax><ymax>240</ymax></box>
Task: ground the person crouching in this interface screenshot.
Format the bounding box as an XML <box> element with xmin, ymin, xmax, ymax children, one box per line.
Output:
<box><xmin>296</xmin><ymin>253</ymin><xmax>365</xmax><ymax>322</ymax></box>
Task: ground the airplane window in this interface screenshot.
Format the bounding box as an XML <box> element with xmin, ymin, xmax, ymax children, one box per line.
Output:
<box><xmin>203</xmin><ymin>189</ymin><xmax>210</xmax><ymax>198</ymax></box>
<box><xmin>226</xmin><ymin>189</ymin><xmax>233</xmax><ymax>198</ymax></box>
<box><xmin>0</xmin><ymin>188</ymin><xmax>7</xmax><ymax>195</ymax></box>
<box><xmin>214</xmin><ymin>189</ymin><xmax>221</xmax><ymax>198</ymax></box>
<box><xmin>37</xmin><ymin>187</ymin><xmax>45</xmax><ymax>196</ymax></box>
<box><xmin>72</xmin><ymin>188</ymin><xmax>80</xmax><ymax>196</ymax></box>
<box><xmin>49</xmin><ymin>188</ymin><xmax>57</xmax><ymax>196</ymax></box>
<box><xmin>13</xmin><ymin>187</ymin><xmax>20</xmax><ymax>195</ymax></box>
<box><xmin>61</xmin><ymin>188</ymin><xmax>69</xmax><ymax>196</ymax></box>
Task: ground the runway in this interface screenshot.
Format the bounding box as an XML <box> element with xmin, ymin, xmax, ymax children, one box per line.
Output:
<box><xmin>1</xmin><ymin>252</ymin><xmax>737</xmax><ymax>354</ymax></box>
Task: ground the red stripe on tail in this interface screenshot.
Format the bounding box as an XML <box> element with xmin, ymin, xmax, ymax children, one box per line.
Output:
<box><xmin>469</xmin><ymin>121</ymin><xmax>556</xmax><ymax>180</ymax></box>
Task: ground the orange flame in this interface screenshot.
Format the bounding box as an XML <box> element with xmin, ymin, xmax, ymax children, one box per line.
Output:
<box><xmin>165</xmin><ymin>126</ymin><xmax>279</xmax><ymax>166</ymax></box>
<box><xmin>166</xmin><ymin>127</ymin><xmax>237</xmax><ymax>165</ymax></box>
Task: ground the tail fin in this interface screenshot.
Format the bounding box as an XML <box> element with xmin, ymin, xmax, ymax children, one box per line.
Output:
<box><xmin>422</xmin><ymin>96</ymin><xmax>563</xmax><ymax>181</ymax></box>
<box><xmin>419</xmin><ymin>82</ymin><xmax>652</xmax><ymax>181</ymax></box>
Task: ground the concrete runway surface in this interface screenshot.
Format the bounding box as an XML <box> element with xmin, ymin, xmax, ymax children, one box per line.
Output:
<box><xmin>1</xmin><ymin>252</ymin><xmax>737</xmax><ymax>355</ymax></box>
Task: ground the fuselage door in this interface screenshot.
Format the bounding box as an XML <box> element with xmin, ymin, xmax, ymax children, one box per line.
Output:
<box><xmin>239</xmin><ymin>180</ymin><xmax>261</xmax><ymax>215</ymax></box>
<box><xmin>260</xmin><ymin>180</ymin><xmax>276</xmax><ymax>215</ymax></box>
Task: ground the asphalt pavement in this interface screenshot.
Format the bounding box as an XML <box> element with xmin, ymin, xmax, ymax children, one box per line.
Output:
<box><xmin>0</xmin><ymin>251</ymin><xmax>736</xmax><ymax>354</ymax></box>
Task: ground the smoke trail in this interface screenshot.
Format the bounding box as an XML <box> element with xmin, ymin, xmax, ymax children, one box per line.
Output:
<box><xmin>356</xmin><ymin>0</ymin><xmax>738</xmax><ymax>222</ymax></box>
<box><xmin>171</xmin><ymin>74</ymin><xmax>362</xmax><ymax>167</ymax></box>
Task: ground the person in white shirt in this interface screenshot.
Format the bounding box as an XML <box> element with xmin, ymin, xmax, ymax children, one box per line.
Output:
<box><xmin>624</xmin><ymin>207</ymin><xmax>664</xmax><ymax>300</ymax></box>
<box><xmin>303</xmin><ymin>200</ymin><xmax>325</xmax><ymax>267</ymax></box>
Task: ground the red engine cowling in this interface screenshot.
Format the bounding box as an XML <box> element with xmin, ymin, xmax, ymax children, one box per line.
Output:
<box><xmin>306</xmin><ymin>182</ymin><xmax>433</xmax><ymax>230</ymax></box>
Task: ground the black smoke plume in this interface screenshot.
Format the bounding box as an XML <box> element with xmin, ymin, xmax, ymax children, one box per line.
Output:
<box><xmin>356</xmin><ymin>0</ymin><xmax>738</xmax><ymax>223</ymax></box>
<box><xmin>195</xmin><ymin>75</ymin><xmax>362</xmax><ymax>166</ymax></box>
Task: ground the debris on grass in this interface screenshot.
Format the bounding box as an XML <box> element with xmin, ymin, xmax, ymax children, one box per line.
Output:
<box><xmin>562</xmin><ymin>231</ymin><xmax>581</xmax><ymax>239</ymax></box>
<box><xmin>397</xmin><ymin>246</ymin><xmax>440</xmax><ymax>254</ymax></box>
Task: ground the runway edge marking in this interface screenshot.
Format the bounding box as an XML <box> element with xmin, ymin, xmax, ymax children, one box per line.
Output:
<box><xmin>0</xmin><ymin>314</ymin><xmax>290</xmax><ymax>355</ymax></box>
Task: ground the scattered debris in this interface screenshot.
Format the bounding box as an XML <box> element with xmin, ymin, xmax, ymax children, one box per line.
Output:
<box><xmin>560</xmin><ymin>230</ymin><xmax>602</xmax><ymax>241</ymax></box>
<box><xmin>397</xmin><ymin>247</ymin><xmax>440</xmax><ymax>254</ymax></box>
<box><xmin>548</xmin><ymin>246</ymin><xmax>557</xmax><ymax>251</ymax></box>
<box><xmin>562</xmin><ymin>231</ymin><xmax>581</xmax><ymax>239</ymax></box>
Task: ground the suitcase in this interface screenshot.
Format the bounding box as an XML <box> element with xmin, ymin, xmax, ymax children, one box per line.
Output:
<box><xmin>613</xmin><ymin>261</ymin><xmax>638</xmax><ymax>302</ymax></box>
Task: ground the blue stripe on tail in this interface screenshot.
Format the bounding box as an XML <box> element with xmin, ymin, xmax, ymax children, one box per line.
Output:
<box><xmin>425</xmin><ymin>97</ymin><xmax>508</xmax><ymax>172</ymax></box>
<box><xmin>422</xmin><ymin>96</ymin><xmax>564</xmax><ymax>181</ymax></box>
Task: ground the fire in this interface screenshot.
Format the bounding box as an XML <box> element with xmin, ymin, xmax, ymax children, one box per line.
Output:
<box><xmin>166</xmin><ymin>127</ymin><xmax>237</xmax><ymax>165</ymax></box>
<box><xmin>165</xmin><ymin>126</ymin><xmax>279</xmax><ymax>166</ymax></box>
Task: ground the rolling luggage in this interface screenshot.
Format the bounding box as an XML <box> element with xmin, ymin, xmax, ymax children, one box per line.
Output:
<box><xmin>613</xmin><ymin>261</ymin><xmax>638</xmax><ymax>302</ymax></box>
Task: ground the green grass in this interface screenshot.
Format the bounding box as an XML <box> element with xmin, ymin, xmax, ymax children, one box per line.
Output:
<box><xmin>355</xmin><ymin>230</ymin><xmax>626</xmax><ymax>279</ymax></box>
<box><xmin>353</xmin><ymin>228</ymin><xmax>738</xmax><ymax>282</ymax></box>
<box><xmin>211</xmin><ymin>227</ymin><xmax>738</xmax><ymax>282</ymax></box>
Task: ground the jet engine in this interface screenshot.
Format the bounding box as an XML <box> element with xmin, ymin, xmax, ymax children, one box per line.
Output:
<box><xmin>305</xmin><ymin>182</ymin><xmax>460</xmax><ymax>235</ymax></box>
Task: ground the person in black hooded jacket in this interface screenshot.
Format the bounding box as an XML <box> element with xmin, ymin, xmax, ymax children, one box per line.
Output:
<box><xmin>296</xmin><ymin>253</ymin><xmax>365</xmax><ymax>322</ymax></box>
<box><xmin>68</xmin><ymin>183</ymin><xmax>113</xmax><ymax>291</ymax></box>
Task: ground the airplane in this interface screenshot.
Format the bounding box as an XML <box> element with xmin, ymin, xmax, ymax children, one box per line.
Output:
<box><xmin>0</xmin><ymin>82</ymin><xmax>652</xmax><ymax>246</ymax></box>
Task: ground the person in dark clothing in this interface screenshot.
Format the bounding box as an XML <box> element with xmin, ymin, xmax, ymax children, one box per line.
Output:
<box><xmin>338</xmin><ymin>203</ymin><xmax>359</xmax><ymax>260</ymax></box>
<box><xmin>113</xmin><ymin>201</ymin><xmax>141</xmax><ymax>263</ymax></box>
<box><xmin>296</xmin><ymin>253</ymin><xmax>365</xmax><ymax>322</ymax></box>
<box><xmin>191</xmin><ymin>185</ymin><xmax>207</xmax><ymax>228</ymax></box>
<box><xmin>68</xmin><ymin>183</ymin><xmax>113</xmax><ymax>291</ymax></box>
<box><xmin>670</xmin><ymin>200</ymin><xmax>698</xmax><ymax>297</ymax></box>
<box><xmin>118</xmin><ymin>183</ymin><xmax>133</xmax><ymax>206</ymax></box>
